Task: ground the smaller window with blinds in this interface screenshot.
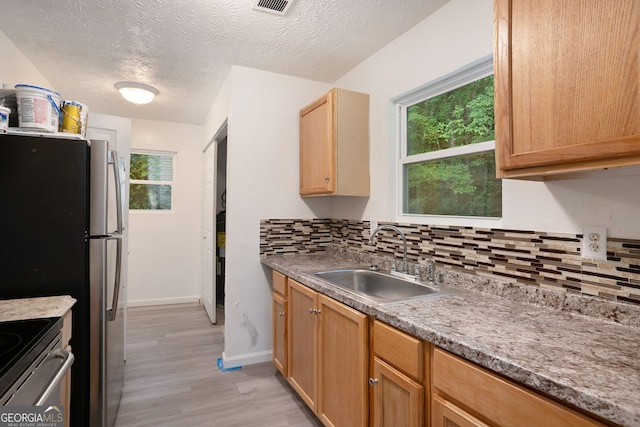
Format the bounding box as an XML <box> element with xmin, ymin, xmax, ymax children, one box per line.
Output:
<box><xmin>129</xmin><ymin>151</ymin><xmax>175</xmax><ymax>211</ymax></box>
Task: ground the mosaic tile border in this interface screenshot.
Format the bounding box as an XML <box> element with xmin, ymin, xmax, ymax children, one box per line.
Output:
<box><xmin>260</xmin><ymin>219</ymin><xmax>640</xmax><ymax>309</ymax></box>
<box><xmin>259</xmin><ymin>219</ymin><xmax>331</xmax><ymax>255</ymax></box>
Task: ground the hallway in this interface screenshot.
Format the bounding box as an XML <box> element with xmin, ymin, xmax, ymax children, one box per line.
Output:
<box><xmin>114</xmin><ymin>303</ymin><xmax>321</xmax><ymax>427</ymax></box>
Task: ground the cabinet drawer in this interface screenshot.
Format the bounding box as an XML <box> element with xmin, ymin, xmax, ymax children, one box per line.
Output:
<box><xmin>272</xmin><ymin>270</ymin><xmax>287</xmax><ymax>296</ymax></box>
<box><xmin>373</xmin><ymin>320</ymin><xmax>423</xmax><ymax>381</ymax></box>
<box><xmin>432</xmin><ymin>348</ymin><xmax>606</xmax><ymax>427</ymax></box>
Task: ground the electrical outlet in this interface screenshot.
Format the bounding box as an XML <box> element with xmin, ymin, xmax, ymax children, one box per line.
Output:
<box><xmin>581</xmin><ymin>226</ymin><xmax>607</xmax><ymax>260</ymax></box>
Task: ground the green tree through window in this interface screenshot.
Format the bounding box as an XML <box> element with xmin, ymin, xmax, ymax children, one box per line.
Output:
<box><xmin>402</xmin><ymin>73</ymin><xmax>501</xmax><ymax>217</ymax></box>
<box><xmin>130</xmin><ymin>152</ymin><xmax>174</xmax><ymax>210</ymax></box>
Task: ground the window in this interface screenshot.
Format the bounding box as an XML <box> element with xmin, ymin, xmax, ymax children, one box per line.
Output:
<box><xmin>396</xmin><ymin>56</ymin><xmax>501</xmax><ymax>219</ymax></box>
<box><xmin>129</xmin><ymin>151</ymin><xmax>175</xmax><ymax>211</ymax></box>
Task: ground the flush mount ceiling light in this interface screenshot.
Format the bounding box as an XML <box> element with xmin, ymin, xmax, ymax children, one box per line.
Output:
<box><xmin>115</xmin><ymin>82</ymin><xmax>159</xmax><ymax>105</ymax></box>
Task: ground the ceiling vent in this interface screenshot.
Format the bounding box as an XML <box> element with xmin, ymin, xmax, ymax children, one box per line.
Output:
<box><xmin>252</xmin><ymin>0</ymin><xmax>294</xmax><ymax>16</ymax></box>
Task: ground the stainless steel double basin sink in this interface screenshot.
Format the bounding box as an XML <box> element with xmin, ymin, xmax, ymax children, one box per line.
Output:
<box><xmin>312</xmin><ymin>268</ymin><xmax>464</xmax><ymax>304</ymax></box>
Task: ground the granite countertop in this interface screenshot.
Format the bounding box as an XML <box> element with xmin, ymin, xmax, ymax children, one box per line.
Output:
<box><xmin>0</xmin><ymin>295</ymin><xmax>76</xmax><ymax>322</ymax></box>
<box><xmin>261</xmin><ymin>253</ymin><xmax>640</xmax><ymax>427</ymax></box>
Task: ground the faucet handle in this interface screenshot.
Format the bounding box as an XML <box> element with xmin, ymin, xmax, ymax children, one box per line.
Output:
<box><xmin>414</xmin><ymin>264</ymin><xmax>421</xmax><ymax>280</ymax></box>
<box><xmin>425</xmin><ymin>258</ymin><xmax>436</xmax><ymax>283</ymax></box>
<box><xmin>389</xmin><ymin>258</ymin><xmax>397</xmax><ymax>271</ymax></box>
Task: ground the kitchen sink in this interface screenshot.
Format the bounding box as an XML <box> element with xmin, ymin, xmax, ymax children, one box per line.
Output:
<box><xmin>313</xmin><ymin>268</ymin><xmax>464</xmax><ymax>304</ymax></box>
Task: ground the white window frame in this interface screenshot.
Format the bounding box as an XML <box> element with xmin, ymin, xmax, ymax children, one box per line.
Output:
<box><xmin>391</xmin><ymin>55</ymin><xmax>503</xmax><ymax>227</ymax></box>
<box><xmin>129</xmin><ymin>149</ymin><xmax>176</xmax><ymax>214</ymax></box>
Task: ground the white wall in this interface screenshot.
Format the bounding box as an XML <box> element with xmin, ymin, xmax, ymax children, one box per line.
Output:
<box><xmin>202</xmin><ymin>65</ymin><xmax>331</xmax><ymax>366</ymax></box>
<box><xmin>334</xmin><ymin>0</ymin><xmax>640</xmax><ymax>239</ymax></box>
<box><xmin>0</xmin><ymin>30</ymin><xmax>53</xmax><ymax>90</ymax></box>
<box><xmin>127</xmin><ymin>118</ymin><xmax>204</xmax><ymax>306</ymax></box>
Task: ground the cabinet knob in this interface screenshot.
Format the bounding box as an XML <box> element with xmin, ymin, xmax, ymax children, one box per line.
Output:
<box><xmin>324</xmin><ymin>177</ymin><xmax>330</xmax><ymax>182</ymax></box>
<box><xmin>278</xmin><ymin>312</ymin><xmax>285</xmax><ymax>317</ymax></box>
<box><xmin>309</xmin><ymin>308</ymin><xmax>314</xmax><ymax>314</ymax></box>
<box><xmin>368</xmin><ymin>378</ymin><xmax>379</xmax><ymax>386</ymax></box>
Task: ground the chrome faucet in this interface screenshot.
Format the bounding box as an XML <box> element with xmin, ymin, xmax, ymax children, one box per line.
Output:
<box><xmin>368</xmin><ymin>225</ymin><xmax>408</xmax><ymax>274</ymax></box>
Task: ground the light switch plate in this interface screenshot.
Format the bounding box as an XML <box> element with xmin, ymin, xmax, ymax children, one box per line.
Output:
<box><xmin>582</xmin><ymin>226</ymin><xmax>607</xmax><ymax>260</ymax></box>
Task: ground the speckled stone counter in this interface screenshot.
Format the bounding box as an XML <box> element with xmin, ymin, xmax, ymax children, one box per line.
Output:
<box><xmin>261</xmin><ymin>253</ymin><xmax>640</xmax><ymax>427</ymax></box>
<box><xmin>0</xmin><ymin>295</ymin><xmax>76</xmax><ymax>322</ymax></box>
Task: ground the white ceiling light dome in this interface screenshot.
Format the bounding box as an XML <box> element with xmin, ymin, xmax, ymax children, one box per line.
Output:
<box><xmin>115</xmin><ymin>82</ymin><xmax>159</xmax><ymax>105</ymax></box>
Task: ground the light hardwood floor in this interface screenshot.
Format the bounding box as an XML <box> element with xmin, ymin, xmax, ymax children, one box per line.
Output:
<box><xmin>114</xmin><ymin>303</ymin><xmax>322</xmax><ymax>427</ymax></box>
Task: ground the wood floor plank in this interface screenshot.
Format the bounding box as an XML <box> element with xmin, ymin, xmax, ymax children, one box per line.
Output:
<box><xmin>115</xmin><ymin>303</ymin><xmax>321</xmax><ymax>427</ymax></box>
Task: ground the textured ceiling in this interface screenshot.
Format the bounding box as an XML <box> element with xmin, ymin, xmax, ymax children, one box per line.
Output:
<box><xmin>0</xmin><ymin>0</ymin><xmax>449</xmax><ymax>124</ymax></box>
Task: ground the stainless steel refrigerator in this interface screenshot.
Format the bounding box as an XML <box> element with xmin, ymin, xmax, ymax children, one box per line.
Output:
<box><xmin>0</xmin><ymin>132</ymin><xmax>126</xmax><ymax>427</ymax></box>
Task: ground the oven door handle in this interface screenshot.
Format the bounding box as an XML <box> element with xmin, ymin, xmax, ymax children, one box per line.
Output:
<box><xmin>35</xmin><ymin>348</ymin><xmax>75</xmax><ymax>406</ymax></box>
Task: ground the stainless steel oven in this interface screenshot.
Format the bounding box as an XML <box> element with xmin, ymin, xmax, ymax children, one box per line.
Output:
<box><xmin>0</xmin><ymin>317</ymin><xmax>74</xmax><ymax>407</ymax></box>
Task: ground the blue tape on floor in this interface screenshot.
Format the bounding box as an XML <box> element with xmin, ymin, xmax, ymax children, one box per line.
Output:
<box><xmin>217</xmin><ymin>357</ymin><xmax>242</xmax><ymax>372</ymax></box>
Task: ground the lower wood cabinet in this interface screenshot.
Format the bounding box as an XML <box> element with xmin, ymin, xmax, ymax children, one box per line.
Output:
<box><xmin>432</xmin><ymin>393</ymin><xmax>489</xmax><ymax>427</ymax></box>
<box><xmin>61</xmin><ymin>310</ymin><xmax>72</xmax><ymax>427</ymax></box>
<box><xmin>317</xmin><ymin>294</ymin><xmax>368</xmax><ymax>427</ymax></box>
<box><xmin>272</xmin><ymin>271</ymin><xmax>288</xmax><ymax>377</ymax></box>
<box><xmin>431</xmin><ymin>348</ymin><xmax>607</xmax><ymax>427</ymax></box>
<box><xmin>287</xmin><ymin>278</ymin><xmax>368</xmax><ymax>427</ymax></box>
<box><xmin>371</xmin><ymin>357</ymin><xmax>423</xmax><ymax>427</ymax></box>
<box><xmin>287</xmin><ymin>278</ymin><xmax>318</xmax><ymax>410</ymax></box>
<box><xmin>370</xmin><ymin>320</ymin><xmax>426</xmax><ymax>427</ymax></box>
<box><xmin>272</xmin><ymin>270</ymin><xmax>613</xmax><ymax>427</ymax></box>
<box><xmin>272</xmin><ymin>291</ymin><xmax>287</xmax><ymax>376</ymax></box>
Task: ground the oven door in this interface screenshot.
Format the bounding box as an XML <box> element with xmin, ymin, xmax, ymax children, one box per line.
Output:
<box><xmin>3</xmin><ymin>334</ymin><xmax>74</xmax><ymax>406</ymax></box>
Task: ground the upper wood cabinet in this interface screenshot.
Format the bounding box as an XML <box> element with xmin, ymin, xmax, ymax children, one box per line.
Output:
<box><xmin>494</xmin><ymin>0</ymin><xmax>640</xmax><ymax>178</ymax></box>
<box><xmin>299</xmin><ymin>88</ymin><xmax>370</xmax><ymax>196</ymax></box>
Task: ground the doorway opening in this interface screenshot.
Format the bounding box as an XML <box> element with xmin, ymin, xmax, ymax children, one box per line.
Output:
<box><xmin>215</xmin><ymin>137</ymin><xmax>227</xmax><ymax>308</ymax></box>
<box><xmin>202</xmin><ymin>120</ymin><xmax>227</xmax><ymax>324</ymax></box>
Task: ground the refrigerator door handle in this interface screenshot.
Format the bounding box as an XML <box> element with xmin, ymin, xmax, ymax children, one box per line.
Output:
<box><xmin>106</xmin><ymin>235</ymin><xmax>123</xmax><ymax>321</ymax></box>
<box><xmin>108</xmin><ymin>149</ymin><xmax>124</xmax><ymax>234</ymax></box>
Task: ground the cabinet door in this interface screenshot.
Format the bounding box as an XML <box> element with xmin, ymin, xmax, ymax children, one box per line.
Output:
<box><xmin>495</xmin><ymin>0</ymin><xmax>640</xmax><ymax>178</ymax></box>
<box><xmin>371</xmin><ymin>357</ymin><xmax>423</xmax><ymax>427</ymax></box>
<box><xmin>432</xmin><ymin>348</ymin><xmax>607</xmax><ymax>427</ymax></box>
<box><xmin>300</xmin><ymin>91</ymin><xmax>335</xmax><ymax>195</ymax></box>
<box><xmin>287</xmin><ymin>279</ymin><xmax>318</xmax><ymax>411</ymax></box>
<box><xmin>272</xmin><ymin>270</ymin><xmax>288</xmax><ymax>296</ymax></box>
<box><xmin>316</xmin><ymin>294</ymin><xmax>368</xmax><ymax>427</ymax></box>
<box><xmin>432</xmin><ymin>394</ymin><xmax>489</xmax><ymax>427</ymax></box>
<box><xmin>272</xmin><ymin>291</ymin><xmax>287</xmax><ymax>376</ymax></box>
<box><xmin>61</xmin><ymin>310</ymin><xmax>72</xmax><ymax>427</ymax></box>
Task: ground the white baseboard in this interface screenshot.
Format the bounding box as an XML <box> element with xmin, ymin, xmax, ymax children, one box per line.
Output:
<box><xmin>127</xmin><ymin>295</ymin><xmax>201</xmax><ymax>307</ymax></box>
<box><xmin>221</xmin><ymin>350</ymin><xmax>272</xmax><ymax>369</ymax></box>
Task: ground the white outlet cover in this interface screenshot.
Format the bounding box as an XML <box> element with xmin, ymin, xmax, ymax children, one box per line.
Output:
<box><xmin>581</xmin><ymin>226</ymin><xmax>607</xmax><ymax>260</ymax></box>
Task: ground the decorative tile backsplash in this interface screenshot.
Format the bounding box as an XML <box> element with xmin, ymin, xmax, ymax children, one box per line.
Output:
<box><xmin>260</xmin><ymin>219</ymin><xmax>640</xmax><ymax>307</ymax></box>
<box><xmin>260</xmin><ymin>219</ymin><xmax>331</xmax><ymax>255</ymax></box>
